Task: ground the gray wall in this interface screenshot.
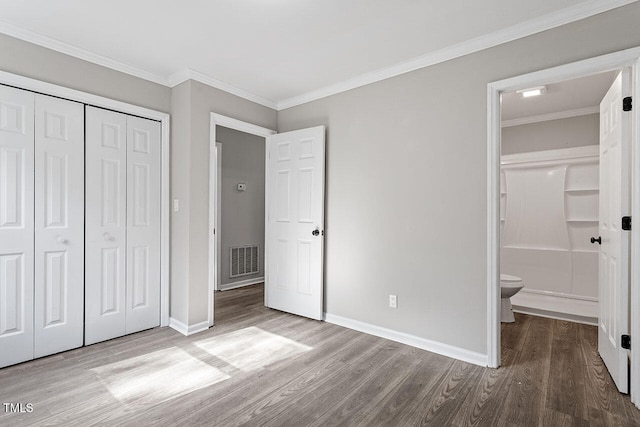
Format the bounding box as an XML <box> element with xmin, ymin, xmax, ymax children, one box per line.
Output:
<box><xmin>217</xmin><ymin>126</ymin><xmax>266</xmax><ymax>287</ymax></box>
<box><xmin>3</xmin><ymin>3</ymin><xmax>639</xmax><ymax>354</ymax></box>
<box><xmin>0</xmin><ymin>33</ymin><xmax>170</xmax><ymax>112</ymax></box>
<box><xmin>0</xmin><ymin>32</ymin><xmax>277</xmax><ymax>328</ymax></box>
<box><xmin>277</xmin><ymin>3</ymin><xmax>640</xmax><ymax>355</ymax></box>
<box><xmin>502</xmin><ymin>114</ymin><xmax>599</xmax><ymax>155</ymax></box>
<box><xmin>174</xmin><ymin>80</ymin><xmax>276</xmax><ymax>325</ymax></box>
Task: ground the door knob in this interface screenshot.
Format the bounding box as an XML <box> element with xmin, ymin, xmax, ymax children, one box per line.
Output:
<box><xmin>103</xmin><ymin>232</ymin><xmax>114</xmax><ymax>241</ymax></box>
<box><xmin>56</xmin><ymin>235</ymin><xmax>67</xmax><ymax>244</ymax></box>
<box><xmin>590</xmin><ymin>236</ymin><xmax>601</xmax><ymax>245</ymax></box>
<box><xmin>312</xmin><ymin>228</ymin><xmax>320</xmax><ymax>236</ymax></box>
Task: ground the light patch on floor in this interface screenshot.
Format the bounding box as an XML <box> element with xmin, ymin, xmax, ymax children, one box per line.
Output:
<box><xmin>91</xmin><ymin>347</ymin><xmax>230</xmax><ymax>404</ymax></box>
<box><xmin>194</xmin><ymin>326</ymin><xmax>312</xmax><ymax>372</ymax></box>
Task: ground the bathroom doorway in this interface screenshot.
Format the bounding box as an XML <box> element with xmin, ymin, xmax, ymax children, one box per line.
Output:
<box><xmin>499</xmin><ymin>71</ymin><xmax>616</xmax><ymax>325</ymax></box>
<box><xmin>487</xmin><ymin>48</ymin><xmax>640</xmax><ymax>403</ymax></box>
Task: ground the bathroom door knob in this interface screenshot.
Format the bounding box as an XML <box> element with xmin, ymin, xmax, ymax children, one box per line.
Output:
<box><xmin>590</xmin><ymin>236</ymin><xmax>601</xmax><ymax>245</ymax></box>
<box><xmin>312</xmin><ymin>228</ymin><xmax>320</xmax><ymax>236</ymax></box>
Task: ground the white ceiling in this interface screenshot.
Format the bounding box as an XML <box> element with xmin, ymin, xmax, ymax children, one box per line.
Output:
<box><xmin>0</xmin><ymin>0</ymin><xmax>634</xmax><ymax>109</ymax></box>
<box><xmin>502</xmin><ymin>70</ymin><xmax>618</xmax><ymax>121</ymax></box>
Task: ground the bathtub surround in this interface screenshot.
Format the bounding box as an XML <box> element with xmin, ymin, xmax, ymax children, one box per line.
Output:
<box><xmin>501</xmin><ymin>146</ymin><xmax>599</xmax><ymax>324</ymax></box>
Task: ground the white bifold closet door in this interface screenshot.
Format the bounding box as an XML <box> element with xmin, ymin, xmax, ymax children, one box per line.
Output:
<box><xmin>34</xmin><ymin>94</ymin><xmax>85</xmax><ymax>357</ymax></box>
<box><xmin>85</xmin><ymin>106</ymin><xmax>160</xmax><ymax>345</ymax></box>
<box><xmin>0</xmin><ymin>85</ymin><xmax>84</xmax><ymax>368</ymax></box>
<box><xmin>0</xmin><ymin>86</ymin><xmax>35</xmax><ymax>367</ymax></box>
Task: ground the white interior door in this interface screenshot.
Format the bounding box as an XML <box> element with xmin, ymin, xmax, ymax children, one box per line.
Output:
<box><xmin>266</xmin><ymin>126</ymin><xmax>325</xmax><ymax>320</ymax></box>
<box><xmin>125</xmin><ymin>115</ymin><xmax>161</xmax><ymax>334</ymax></box>
<box><xmin>85</xmin><ymin>106</ymin><xmax>127</xmax><ymax>345</ymax></box>
<box><xmin>34</xmin><ymin>94</ymin><xmax>84</xmax><ymax>357</ymax></box>
<box><xmin>0</xmin><ymin>85</ymin><xmax>35</xmax><ymax>367</ymax></box>
<box><xmin>598</xmin><ymin>70</ymin><xmax>631</xmax><ymax>393</ymax></box>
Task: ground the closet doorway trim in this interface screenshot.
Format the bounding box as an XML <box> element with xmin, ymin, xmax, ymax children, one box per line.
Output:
<box><xmin>0</xmin><ymin>70</ymin><xmax>170</xmax><ymax>328</ymax></box>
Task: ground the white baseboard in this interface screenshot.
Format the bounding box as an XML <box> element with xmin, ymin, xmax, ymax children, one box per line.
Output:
<box><xmin>323</xmin><ymin>313</ymin><xmax>488</xmax><ymax>367</ymax></box>
<box><xmin>169</xmin><ymin>318</ymin><xmax>210</xmax><ymax>336</ymax></box>
<box><xmin>220</xmin><ymin>276</ymin><xmax>264</xmax><ymax>291</ymax></box>
<box><xmin>513</xmin><ymin>306</ymin><xmax>598</xmax><ymax>326</ymax></box>
<box><xmin>511</xmin><ymin>291</ymin><xmax>598</xmax><ymax>325</ymax></box>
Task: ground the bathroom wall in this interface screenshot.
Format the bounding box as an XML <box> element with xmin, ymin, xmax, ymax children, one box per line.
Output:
<box><xmin>500</xmin><ymin>146</ymin><xmax>599</xmax><ymax>323</ymax></box>
<box><xmin>217</xmin><ymin>125</ymin><xmax>266</xmax><ymax>289</ymax></box>
<box><xmin>501</xmin><ymin>114</ymin><xmax>599</xmax><ymax>155</ymax></box>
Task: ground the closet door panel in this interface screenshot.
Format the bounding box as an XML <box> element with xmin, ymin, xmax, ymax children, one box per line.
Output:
<box><xmin>85</xmin><ymin>106</ymin><xmax>127</xmax><ymax>345</ymax></box>
<box><xmin>126</xmin><ymin>116</ymin><xmax>160</xmax><ymax>333</ymax></box>
<box><xmin>33</xmin><ymin>95</ymin><xmax>84</xmax><ymax>358</ymax></box>
<box><xmin>0</xmin><ymin>86</ymin><xmax>35</xmax><ymax>368</ymax></box>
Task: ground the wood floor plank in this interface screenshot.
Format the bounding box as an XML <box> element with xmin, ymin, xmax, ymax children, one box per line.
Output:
<box><xmin>500</xmin><ymin>314</ymin><xmax>553</xmax><ymax>427</ymax></box>
<box><xmin>2</xmin><ymin>283</ymin><xmax>640</xmax><ymax>426</ymax></box>
<box><xmin>357</xmin><ymin>351</ymin><xmax>455</xmax><ymax>426</ymax></box>
<box><xmin>547</xmin><ymin>320</ymin><xmax>589</xmax><ymax>421</ymax></box>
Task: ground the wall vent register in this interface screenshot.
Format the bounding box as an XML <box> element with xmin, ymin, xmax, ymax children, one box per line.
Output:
<box><xmin>230</xmin><ymin>245</ymin><xmax>259</xmax><ymax>278</ymax></box>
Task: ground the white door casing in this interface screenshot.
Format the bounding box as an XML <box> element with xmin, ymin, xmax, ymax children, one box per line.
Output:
<box><xmin>33</xmin><ymin>94</ymin><xmax>84</xmax><ymax>358</ymax></box>
<box><xmin>125</xmin><ymin>115</ymin><xmax>161</xmax><ymax>333</ymax></box>
<box><xmin>598</xmin><ymin>70</ymin><xmax>631</xmax><ymax>393</ymax></box>
<box><xmin>266</xmin><ymin>126</ymin><xmax>325</xmax><ymax>320</ymax></box>
<box><xmin>85</xmin><ymin>106</ymin><xmax>128</xmax><ymax>344</ymax></box>
<box><xmin>0</xmin><ymin>86</ymin><xmax>35</xmax><ymax>367</ymax></box>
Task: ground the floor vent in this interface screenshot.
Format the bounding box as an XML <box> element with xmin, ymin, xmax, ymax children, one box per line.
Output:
<box><xmin>230</xmin><ymin>245</ymin><xmax>260</xmax><ymax>278</ymax></box>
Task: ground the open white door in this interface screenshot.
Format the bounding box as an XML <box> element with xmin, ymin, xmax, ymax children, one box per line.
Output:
<box><xmin>598</xmin><ymin>71</ymin><xmax>631</xmax><ymax>393</ymax></box>
<box><xmin>266</xmin><ymin>126</ymin><xmax>325</xmax><ymax>320</ymax></box>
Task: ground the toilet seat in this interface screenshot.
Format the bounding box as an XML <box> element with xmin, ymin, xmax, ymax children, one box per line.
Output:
<box><xmin>500</xmin><ymin>274</ymin><xmax>522</xmax><ymax>283</ymax></box>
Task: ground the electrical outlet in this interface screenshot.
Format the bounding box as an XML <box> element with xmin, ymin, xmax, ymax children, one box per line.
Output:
<box><xmin>389</xmin><ymin>294</ymin><xmax>397</xmax><ymax>309</ymax></box>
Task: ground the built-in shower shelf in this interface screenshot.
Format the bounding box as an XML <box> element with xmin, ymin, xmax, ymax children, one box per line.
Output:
<box><xmin>572</xmin><ymin>249</ymin><xmax>599</xmax><ymax>254</ymax></box>
<box><xmin>502</xmin><ymin>245</ymin><xmax>570</xmax><ymax>252</ymax></box>
<box><xmin>565</xmin><ymin>188</ymin><xmax>599</xmax><ymax>193</ymax></box>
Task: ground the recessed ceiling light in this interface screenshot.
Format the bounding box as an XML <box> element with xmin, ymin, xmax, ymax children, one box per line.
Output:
<box><xmin>517</xmin><ymin>86</ymin><xmax>546</xmax><ymax>98</ymax></box>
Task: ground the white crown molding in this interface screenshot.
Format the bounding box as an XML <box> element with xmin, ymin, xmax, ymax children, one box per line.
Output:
<box><xmin>0</xmin><ymin>0</ymin><xmax>634</xmax><ymax>111</ymax></box>
<box><xmin>0</xmin><ymin>20</ymin><xmax>168</xmax><ymax>86</ymax></box>
<box><xmin>501</xmin><ymin>106</ymin><xmax>600</xmax><ymax>127</ymax></box>
<box><xmin>277</xmin><ymin>0</ymin><xmax>637</xmax><ymax>110</ymax></box>
<box><xmin>324</xmin><ymin>313</ymin><xmax>488</xmax><ymax>367</ymax></box>
<box><xmin>168</xmin><ymin>68</ymin><xmax>278</xmax><ymax>110</ymax></box>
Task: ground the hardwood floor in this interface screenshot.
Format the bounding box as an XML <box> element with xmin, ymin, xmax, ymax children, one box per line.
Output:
<box><xmin>1</xmin><ymin>283</ymin><xmax>639</xmax><ymax>426</ymax></box>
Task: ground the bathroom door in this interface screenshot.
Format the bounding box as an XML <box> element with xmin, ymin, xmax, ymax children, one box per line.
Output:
<box><xmin>597</xmin><ymin>70</ymin><xmax>631</xmax><ymax>394</ymax></box>
<box><xmin>265</xmin><ymin>126</ymin><xmax>325</xmax><ymax>320</ymax></box>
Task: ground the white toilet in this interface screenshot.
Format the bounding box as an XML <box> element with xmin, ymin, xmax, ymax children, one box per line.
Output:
<box><xmin>501</xmin><ymin>274</ymin><xmax>524</xmax><ymax>323</ymax></box>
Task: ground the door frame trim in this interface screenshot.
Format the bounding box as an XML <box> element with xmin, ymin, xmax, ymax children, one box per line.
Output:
<box><xmin>486</xmin><ymin>47</ymin><xmax>640</xmax><ymax>405</ymax></box>
<box><xmin>208</xmin><ymin>113</ymin><xmax>276</xmax><ymax>327</ymax></box>
<box><xmin>0</xmin><ymin>70</ymin><xmax>171</xmax><ymax>328</ymax></box>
